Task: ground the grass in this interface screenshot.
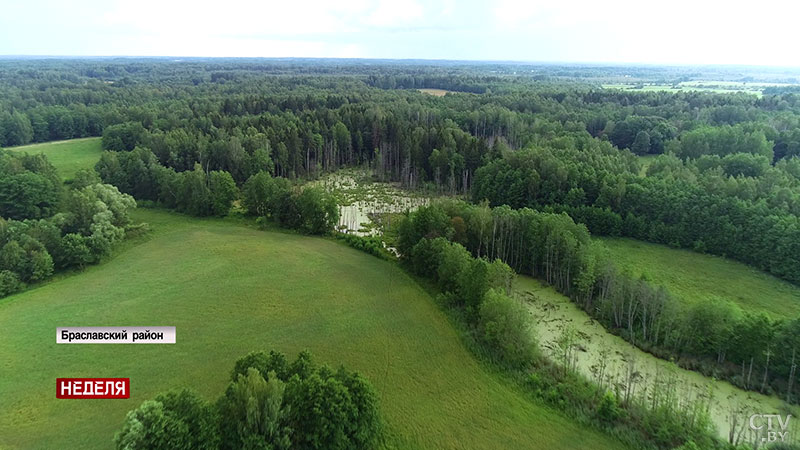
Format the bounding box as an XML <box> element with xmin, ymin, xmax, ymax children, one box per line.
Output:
<box><xmin>600</xmin><ymin>237</ymin><xmax>800</xmax><ymax>318</ymax></box>
<box><xmin>637</xmin><ymin>154</ymin><xmax>659</xmax><ymax>176</ymax></box>
<box><xmin>5</xmin><ymin>137</ymin><xmax>104</xmax><ymax>180</ymax></box>
<box><xmin>419</xmin><ymin>88</ymin><xmax>452</xmax><ymax>97</ymax></box>
<box><xmin>0</xmin><ymin>208</ymin><xmax>624</xmax><ymax>450</ymax></box>
<box><xmin>601</xmin><ymin>83</ymin><xmax>763</xmax><ymax>97</ymax></box>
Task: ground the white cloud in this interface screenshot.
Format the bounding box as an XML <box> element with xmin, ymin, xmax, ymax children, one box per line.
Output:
<box><xmin>102</xmin><ymin>0</ymin><xmax>346</xmax><ymax>37</ymax></box>
<box><xmin>2</xmin><ymin>0</ymin><xmax>800</xmax><ymax>65</ymax></box>
<box><xmin>488</xmin><ymin>0</ymin><xmax>800</xmax><ymax>65</ymax></box>
<box><xmin>101</xmin><ymin>0</ymin><xmax>430</xmax><ymax>37</ymax></box>
<box><xmin>363</xmin><ymin>0</ymin><xmax>424</xmax><ymax>27</ymax></box>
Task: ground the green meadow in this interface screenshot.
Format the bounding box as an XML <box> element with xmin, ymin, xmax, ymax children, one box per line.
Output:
<box><xmin>601</xmin><ymin>82</ymin><xmax>764</xmax><ymax>97</ymax></box>
<box><xmin>418</xmin><ymin>88</ymin><xmax>453</xmax><ymax>97</ymax></box>
<box><xmin>637</xmin><ymin>154</ymin><xmax>659</xmax><ymax>175</ymax></box>
<box><xmin>0</xmin><ymin>208</ymin><xmax>624</xmax><ymax>450</ymax></box>
<box><xmin>600</xmin><ymin>237</ymin><xmax>800</xmax><ymax>318</ymax></box>
<box><xmin>5</xmin><ymin>137</ymin><xmax>103</xmax><ymax>180</ymax></box>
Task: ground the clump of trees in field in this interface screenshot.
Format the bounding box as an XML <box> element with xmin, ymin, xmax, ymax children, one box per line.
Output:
<box><xmin>95</xmin><ymin>148</ymin><xmax>339</xmax><ymax>235</ymax></box>
<box><xmin>0</xmin><ymin>151</ymin><xmax>136</xmax><ymax>298</ymax></box>
<box><xmin>114</xmin><ymin>350</ymin><xmax>382</xmax><ymax>450</ymax></box>
<box><xmin>95</xmin><ymin>148</ymin><xmax>239</xmax><ymax>218</ymax></box>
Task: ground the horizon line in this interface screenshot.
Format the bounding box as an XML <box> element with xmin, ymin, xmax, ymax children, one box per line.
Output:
<box><xmin>1</xmin><ymin>55</ymin><xmax>800</xmax><ymax>70</ymax></box>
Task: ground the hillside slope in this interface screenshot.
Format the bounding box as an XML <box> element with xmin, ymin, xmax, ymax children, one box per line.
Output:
<box><xmin>0</xmin><ymin>209</ymin><xmax>623</xmax><ymax>450</ymax></box>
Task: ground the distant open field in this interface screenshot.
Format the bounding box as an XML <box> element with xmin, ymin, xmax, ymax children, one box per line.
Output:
<box><xmin>681</xmin><ymin>80</ymin><xmax>794</xmax><ymax>88</ymax></box>
<box><xmin>0</xmin><ymin>208</ymin><xmax>623</xmax><ymax>450</ymax></box>
<box><xmin>601</xmin><ymin>82</ymin><xmax>767</xmax><ymax>97</ymax></box>
<box><xmin>419</xmin><ymin>88</ymin><xmax>453</xmax><ymax>96</ymax></box>
<box><xmin>600</xmin><ymin>237</ymin><xmax>800</xmax><ymax>318</ymax></box>
<box><xmin>5</xmin><ymin>137</ymin><xmax>103</xmax><ymax>180</ymax></box>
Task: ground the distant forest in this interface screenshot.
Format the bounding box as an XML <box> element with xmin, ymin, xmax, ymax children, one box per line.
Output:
<box><xmin>1</xmin><ymin>59</ymin><xmax>798</xmax><ymax>290</ymax></box>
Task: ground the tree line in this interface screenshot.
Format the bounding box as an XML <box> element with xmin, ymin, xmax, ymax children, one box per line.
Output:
<box><xmin>472</xmin><ymin>143</ymin><xmax>800</xmax><ymax>284</ymax></box>
<box><xmin>393</xmin><ymin>202</ymin><xmax>719</xmax><ymax>449</ymax></box>
<box><xmin>397</xmin><ymin>200</ymin><xmax>800</xmax><ymax>405</ymax></box>
<box><xmin>95</xmin><ymin>146</ymin><xmax>340</xmax><ymax>235</ymax></box>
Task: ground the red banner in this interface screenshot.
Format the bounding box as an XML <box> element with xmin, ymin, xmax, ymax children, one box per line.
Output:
<box><xmin>56</xmin><ymin>378</ymin><xmax>130</xmax><ymax>399</ymax></box>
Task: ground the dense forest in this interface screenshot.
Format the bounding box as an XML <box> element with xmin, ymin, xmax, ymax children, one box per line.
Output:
<box><xmin>3</xmin><ymin>58</ymin><xmax>800</xmax><ymax>448</ymax></box>
<box><xmin>2</xmin><ymin>59</ymin><xmax>798</xmax><ymax>285</ymax></box>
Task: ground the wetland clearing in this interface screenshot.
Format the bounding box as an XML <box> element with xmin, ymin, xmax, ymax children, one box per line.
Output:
<box><xmin>517</xmin><ymin>276</ymin><xmax>800</xmax><ymax>445</ymax></box>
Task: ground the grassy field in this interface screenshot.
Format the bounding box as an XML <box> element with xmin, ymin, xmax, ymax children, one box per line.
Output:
<box><xmin>0</xmin><ymin>208</ymin><xmax>624</xmax><ymax>450</ymax></box>
<box><xmin>637</xmin><ymin>154</ymin><xmax>659</xmax><ymax>175</ymax></box>
<box><xmin>600</xmin><ymin>237</ymin><xmax>800</xmax><ymax>318</ymax></box>
<box><xmin>601</xmin><ymin>83</ymin><xmax>764</xmax><ymax>97</ymax></box>
<box><xmin>419</xmin><ymin>88</ymin><xmax>452</xmax><ymax>96</ymax></box>
<box><xmin>5</xmin><ymin>137</ymin><xmax>103</xmax><ymax>180</ymax></box>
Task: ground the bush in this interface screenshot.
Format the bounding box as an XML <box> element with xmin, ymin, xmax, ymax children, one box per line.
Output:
<box><xmin>596</xmin><ymin>391</ymin><xmax>621</xmax><ymax>423</ymax></box>
<box><xmin>477</xmin><ymin>289</ymin><xmax>537</xmax><ymax>368</ymax></box>
<box><xmin>335</xmin><ymin>233</ymin><xmax>393</xmax><ymax>260</ymax></box>
<box><xmin>0</xmin><ymin>270</ymin><xmax>23</xmax><ymax>297</ymax></box>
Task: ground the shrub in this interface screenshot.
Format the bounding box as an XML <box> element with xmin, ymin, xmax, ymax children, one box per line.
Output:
<box><xmin>596</xmin><ymin>391</ymin><xmax>621</xmax><ymax>423</ymax></box>
<box><xmin>477</xmin><ymin>289</ymin><xmax>537</xmax><ymax>368</ymax></box>
<box><xmin>0</xmin><ymin>270</ymin><xmax>23</xmax><ymax>297</ymax></box>
<box><xmin>335</xmin><ymin>233</ymin><xmax>393</xmax><ymax>260</ymax></box>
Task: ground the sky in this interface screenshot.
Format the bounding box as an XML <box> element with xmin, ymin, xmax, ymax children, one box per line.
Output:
<box><xmin>0</xmin><ymin>0</ymin><xmax>798</xmax><ymax>66</ymax></box>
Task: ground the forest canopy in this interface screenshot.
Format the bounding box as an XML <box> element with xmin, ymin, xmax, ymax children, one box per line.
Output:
<box><xmin>1</xmin><ymin>59</ymin><xmax>799</xmax><ymax>286</ymax></box>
